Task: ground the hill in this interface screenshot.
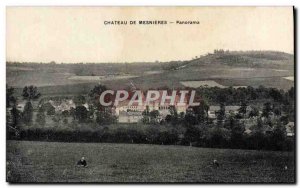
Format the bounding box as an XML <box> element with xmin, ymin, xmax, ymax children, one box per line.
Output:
<box><xmin>103</xmin><ymin>50</ymin><xmax>294</xmax><ymax>91</ymax></box>
<box><xmin>188</xmin><ymin>50</ymin><xmax>293</xmax><ymax>68</ymax></box>
<box><xmin>7</xmin><ymin>50</ymin><xmax>294</xmax><ymax>96</ymax></box>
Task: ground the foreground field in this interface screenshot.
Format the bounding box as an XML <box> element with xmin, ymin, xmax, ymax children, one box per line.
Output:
<box><xmin>7</xmin><ymin>140</ymin><xmax>295</xmax><ymax>183</ymax></box>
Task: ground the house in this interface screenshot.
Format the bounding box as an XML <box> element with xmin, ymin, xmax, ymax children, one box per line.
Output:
<box><xmin>114</xmin><ymin>91</ymin><xmax>146</xmax><ymax>115</ymax></box>
<box><xmin>118</xmin><ymin>111</ymin><xmax>143</xmax><ymax>123</ymax></box>
<box><xmin>208</xmin><ymin>105</ymin><xmax>252</xmax><ymax>119</ymax></box>
<box><xmin>56</xmin><ymin>100</ymin><xmax>76</xmax><ymax>112</ymax></box>
<box><xmin>14</xmin><ymin>100</ymin><xmax>40</xmax><ymax>112</ymax></box>
<box><xmin>115</xmin><ymin>100</ymin><xmax>145</xmax><ymax>115</ymax></box>
<box><xmin>146</xmin><ymin>92</ymin><xmax>189</xmax><ymax>119</ymax></box>
<box><xmin>208</xmin><ymin>106</ymin><xmax>220</xmax><ymax>119</ymax></box>
<box><xmin>286</xmin><ymin>122</ymin><xmax>294</xmax><ymax>137</ymax></box>
<box><xmin>242</xmin><ymin>117</ymin><xmax>258</xmax><ymax>134</ymax></box>
<box><xmin>208</xmin><ymin>105</ymin><xmax>240</xmax><ymax>118</ymax></box>
<box><xmin>16</xmin><ymin>102</ymin><xmax>26</xmax><ymax>112</ymax></box>
<box><xmin>48</xmin><ymin>99</ymin><xmax>76</xmax><ymax>113</ymax></box>
<box><xmin>115</xmin><ymin>91</ymin><xmax>190</xmax><ymax>123</ymax></box>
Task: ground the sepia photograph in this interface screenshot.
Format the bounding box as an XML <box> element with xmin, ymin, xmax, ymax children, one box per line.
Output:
<box><xmin>6</xmin><ymin>7</ymin><xmax>295</xmax><ymax>183</ymax></box>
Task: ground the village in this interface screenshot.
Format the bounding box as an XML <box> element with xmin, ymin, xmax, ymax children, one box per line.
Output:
<box><xmin>7</xmin><ymin>87</ymin><xmax>295</xmax><ymax>138</ymax></box>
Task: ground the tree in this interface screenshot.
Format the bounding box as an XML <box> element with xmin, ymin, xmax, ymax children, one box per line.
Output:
<box><xmin>269</xmin><ymin>120</ymin><xmax>287</xmax><ymax>150</ymax></box>
<box><xmin>249</xmin><ymin>106</ymin><xmax>259</xmax><ymax>117</ymax></box>
<box><xmin>251</xmin><ymin>117</ymin><xmax>264</xmax><ymax>134</ymax></box>
<box><xmin>61</xmin><ymin>110</ymin><xmax>69</xmax><ymax>117</ymax></box>
<box><xmin>229</xmin><ymin>118</ymin><xmax>245</xmax><ymax>148</ymax></box>
<box><xmin>70</xmin><ymin>107</ymin><xmax>76</xmax><ymax>120</ymax></box>
<box><xmin>288</xmin><ymin>87</ymin><xmax>294</xmax><ymax>100</ymax></box>
<box><xmin>149</xmin><ymin>110</ymin><xmax>160</xmax><ymax>123</ymax></box>
<box><xmin>36</xmin><ymin>108</ymin><xmax>46</xmax><ymax>126</ymax></box>
<box><xmin>74</xmin><ymin>106</ymin><xmax>88</xmax><ymax>123</ymax></box>
<box><xmin>179</xmin><ymin>112</ymin><xmax>185</xmax><ymax>121</ymax></box>
<box><xmin>273</xmin><ymin>105</ymin><xmax>282</xmax><ymax>116</ymax></box>
<box><xmin>22</xmin><ymin>85</ymin><xmax>41</xmax><ymax>100</ymax></box>
<box><xmin>207</xmin><ymin>126</ymin><xmax>231</xmax><ymax>148</ymax></box>
<box><xmin>87</xmin><ymin>105</ymin><xmax>95</xmax><ymax>119</ymax></box>
<box><xmin>216</xmin><ymin>93</ymin><xmax>227</xmax><ymax>104</ymax></box>
<box><xmin>262</xmin><ymin>102</ymin><xmax>272</xmax><ymax>118</ymax></box>
<box><xmin>96</xmin><ymin>109</ymin><xmax>116</xmax><ymax>125</ymax></box>
<box><xmin>184</xmin><ymin>124</ymin><xmax>202</xmax><ymax>146</ymax></box>
<box><xmin>269</xmin><ymin>88</ymin><xmax>283</xmax><ymax>102</ymax></box>
<box><xmin>23</xmin><ymin>101</ymin><xmax>33</xmax><ymax>125</ymax></box>
<box><xmin>202</xmin><ymin>101</ymin><xmax>210</xmax><ymax>122</ymax></box>
<box><xmin>89</xmin><ymin>85</ymin><xmax>107</xmax><ymax>105</ymax></box>
<box><xmin>10</xmin><ymin>105</ymin><xmax>21</xmax><ymax>127</ymax></box>
<box><xmin>142</xmin><ymin>106</ymin><xmax>150</xmax><ymax>124</ymax></box>
<box><xmin>74</xmin><ymin>95</ymin><xmax>86</xmax><ymax>106</ymax></box>
<box><xmin>22</xmin><ymin>86</ymin><xmax>29</xmax><ymax>99</ymax></box>
<box><xmin>238</xmin><ymin>100</ymin><xmax>247</xmax><ymax>118</ymax></box>
<box><xmin>6</xmin><ymin>85</ymin><xmax>16</xmax><ymax>107</ymax></box>
<box><xmin>249</xmin><ymin>118</ymin><xmax>266</xmax><ymax>150</ymax></box>
<box><xmin>168</xmin><ymin>106</ymin><xmax>179</xmax><ymax>124</ymax></box>
<box><xmin>165</xmin><ymin>114</ymin><xmax>172</xmax><ymax>123</ymax></box>
<box><xmin>217</xmin><ymin>103</ymin><xmax>226</xmax><ymax>123</ymax></box>
<box><xmin>184</xmin><ymin>110</ymin><xmax>197</xmax><ymax>126</ymax></box>
<box><xmin>42</xmin><ymin>102</ymin><xmax>55</xmax><ymax>115</ymax></box>
<box><xmin>63</xmin><ymin>118</ymin><xmax>68</xmax><ymax>125</ymax></box>
<box><xmin>52</xmin><ymin>114</ymin><xmax>61</xmax><ymax>123</ymax></box>
<box><xmin>192</xmin><ymin>101</ymin><xmax>207</xmax><ymax>123</ymax></box>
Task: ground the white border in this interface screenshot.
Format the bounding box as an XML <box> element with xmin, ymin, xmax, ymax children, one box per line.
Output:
<box><xmin>1</xmin><ymin>0</ymin><xmax>298</xmax><ymax>187</ymax></box>
<box><xmin>2</xmin><ymin>0</ymin><xmax>300</xmax><ymax>6</ymax></box>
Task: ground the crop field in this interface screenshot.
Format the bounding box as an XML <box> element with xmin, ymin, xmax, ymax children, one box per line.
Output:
<box><xmin>283</xmin><ymin>76</ymin><xmax>294</xmax><ymax>81</ymax></box>
<box><xmin>215</xmin><ymin>77</ymin><xmax>294</xmax><ymax>91</ymax></box>
<box><xmin>180</xmin><ymin>80</ymin><xmax>226</xmax><ymax>88</ymax></box>
<box><xmin>68</xmin><ymin>75</ymin><xmax>138</xmax><ymax>81</ymax></box>
<box><xmin>7</xmin><ymin>140</ymin><xmax>295</xmax><ymax>183</ymax></box>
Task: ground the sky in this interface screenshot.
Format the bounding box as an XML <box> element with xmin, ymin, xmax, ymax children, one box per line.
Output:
<box><xmin>6</xmin><ymin>7</ymin><xmax>294</xmax><ymax>63</ymax></box>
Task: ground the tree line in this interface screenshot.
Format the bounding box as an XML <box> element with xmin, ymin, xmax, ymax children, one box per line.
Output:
<box><xmin>7</xmin><ymin>84</ymin><xmax>295</xmax><ymax>151</ymax></box>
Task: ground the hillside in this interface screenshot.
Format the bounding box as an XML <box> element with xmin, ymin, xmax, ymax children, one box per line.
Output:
<box><xmin>7</xmin><ymin>50</ymin><xmax>294</xmax><ymax>95</ymax></box>
<box><xmin>104</xmin><ymin>50</ymin><xmax>294</xmax><ymax>91</ymax></box>
<box><xmin>188</xmin><ymin>50</ymin><xmax>293</xmax><ymax>68</ymax></box>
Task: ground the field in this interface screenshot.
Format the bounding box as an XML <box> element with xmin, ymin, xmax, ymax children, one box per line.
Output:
<box><xmin>283</xmin><ymin>76</ymin><xmax>294</xmax><ymax>81</ymax></box>
<box><xmin>180</xmin><ymin>80</ymin><xmax>227</xmax><ymax>88</ymax></box>
<box><xmin>7</xmin><ymin>51</ymin><xmax>294</xmax><ymax>96</ymax></box>
<box><xmin>7</xmin><ymin>140</ymin><xmax>295</xmax><ymax>183</ymax></box>
<box><xmin>68</xmin><ymin>75</ymin><xmax>137</xmax><ymax>81</ymax></box>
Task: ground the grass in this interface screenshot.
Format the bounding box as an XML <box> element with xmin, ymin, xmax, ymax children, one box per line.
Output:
<box><xmin>7</xmin><ymin>140</ymin><xmax>295</xmax><ymax>183</ymax></box>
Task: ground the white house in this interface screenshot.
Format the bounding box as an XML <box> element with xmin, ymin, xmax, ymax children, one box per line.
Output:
<box><xmin>118</xmin><ymin>111</ymin><xmax>143</xmax><ymax>123</ymax></box>
<box><xmin>208</xmin><ymin>105</ymin><xmax>252</xmax><ymax>119</ymax></box>
<box><xmin>115</xmin><ymin>91</ymin><xmax>190</xmax><ymax>123</ymax></box>
<box><xmin>286</xmin><ymin>122</ymin><xmax>295</xmax><ymax>137</ymax></box>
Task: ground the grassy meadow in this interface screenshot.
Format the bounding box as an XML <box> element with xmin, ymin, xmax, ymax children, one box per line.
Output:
<box><xmin>7</xmin><ymin>140</ymin><xmax>295</xmax><ymax>183</ymax></box>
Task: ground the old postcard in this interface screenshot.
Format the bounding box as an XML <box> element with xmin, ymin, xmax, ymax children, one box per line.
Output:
<box><xmin>6</xmin><ymin>7</ymin><xmax>295</xmax><ymax>183</ymax></box>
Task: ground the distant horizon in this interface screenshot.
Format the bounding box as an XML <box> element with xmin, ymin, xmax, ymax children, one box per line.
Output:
<box><xmin>6</xmin><ymin>49</ymin><xmax>294</xmax><ymax>64</ymax></box>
